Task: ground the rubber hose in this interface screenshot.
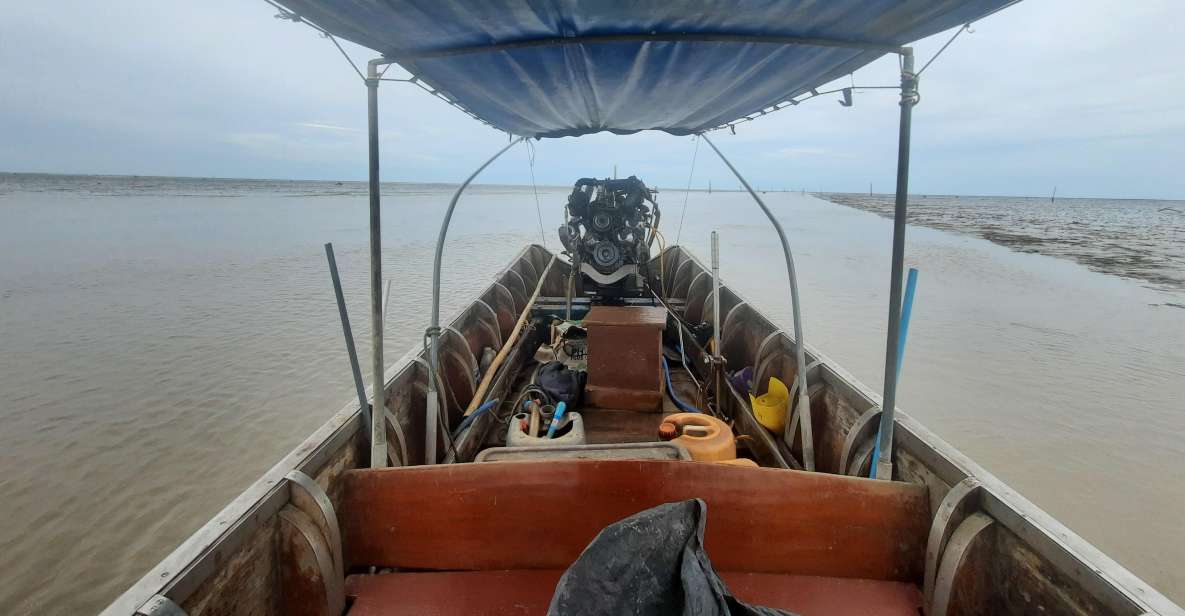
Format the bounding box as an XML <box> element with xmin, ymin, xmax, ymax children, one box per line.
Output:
<box><xmin>662</xmin><ymin>356</ymin><xmax>701</xmax><ymax>413</ymax></box>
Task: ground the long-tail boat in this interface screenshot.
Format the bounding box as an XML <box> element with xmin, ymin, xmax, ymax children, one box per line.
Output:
<box><xmin>105</xmin><ymin>1</ymin><xmax>1183</xmax><ymax>615</ymax></box>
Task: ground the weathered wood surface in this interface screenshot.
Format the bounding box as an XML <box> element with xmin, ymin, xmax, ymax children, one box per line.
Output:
<box><xmin>277</xmin><ymin>506</ymin><xmax>340</xmax><ymax>616</ymax></box>
<box><xmin>338</xmin><ymin>459</ymin><xmax>930</xmax><ymax>582</ymax></box>
<box><xmin>343</xmin><ymin>569</ymin><xmax>923</xmax><ymax>616</ymax></box>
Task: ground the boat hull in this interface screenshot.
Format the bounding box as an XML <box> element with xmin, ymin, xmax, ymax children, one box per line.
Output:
<box><xmin>103</xmin><ymin>244</ymin><xmax>1183</xmax><ymax>616</ymax></box>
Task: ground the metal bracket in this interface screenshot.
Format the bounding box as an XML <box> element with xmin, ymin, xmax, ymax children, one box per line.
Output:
<box><xmin>135</xmin><ymin>595</ymin><xmax>187</xmax><ymax>616</ymax></box>
<box><xmin>924</xmin><ymin>477</ymin><xmax>984</xmax><ymax>611</ymax></box>
<box><xmin>839</xmin><ymin>405</ymin><xmax>881</xmax><ymax>475</ymax></box>
<box><xmin>285</xmin><ymin>470</ymin><xmax>344</xmax><ymax>584</ymax></box>
<box><xmin>578</xmin><ymin>263</ymin><xmax>638</xmax><ymax>285</ymax></box>
<box><xmin>930</xmin><ymin>512</ymin><xmax>995</xmax><ymax>616</ymax></box>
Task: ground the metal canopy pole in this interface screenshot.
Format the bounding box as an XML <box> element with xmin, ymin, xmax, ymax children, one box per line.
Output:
<box><xmin>873</xmin><ymin>48</ymin><xmax>918</xmax><ymax>481</ymax></box>
<box><xmin>701</xmin><ymin>134</ymin><xmax>814</xmax><ymax>471</ymax></box>
<box><xmin>366</xmin><ymin>59</ymin><xmax>390</xmax><ymax>468</ymax></box>
<box><xmin>425</xmin><ymin>136</ymin><xmax>525</xmax><ymax>464</ymax></box>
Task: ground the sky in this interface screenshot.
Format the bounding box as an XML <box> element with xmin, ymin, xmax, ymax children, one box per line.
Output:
<box><xmin>1</xmin><ymin>0</ymin><xmax>1183</xmax><ymax>199</ymax></box>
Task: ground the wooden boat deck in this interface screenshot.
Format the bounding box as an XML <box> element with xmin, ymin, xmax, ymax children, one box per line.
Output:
<box><xmin>344</xmin><ymin>570</ymin><xmax>923</xmax><ymax>616</ymax></box>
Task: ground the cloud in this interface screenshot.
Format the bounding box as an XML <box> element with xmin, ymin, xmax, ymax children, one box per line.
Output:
<box><xmin>765</xmin><ymin>147</ymin><xmax>853</xmax><ymax>160</ymax></box>
<box><xmin>295</xmin><ymin>122</ymin><xmax>361</xmax><ymax>133</ymax></box>
<box><xmin>0</xmin><ymin>0</ymin><xmax>1182</xmax><ymax>198</ymax></box>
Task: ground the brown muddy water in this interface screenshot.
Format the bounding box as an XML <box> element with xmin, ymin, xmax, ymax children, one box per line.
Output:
<box><xmin>1</xmin><ymin>174</ymin><xmax>1183</xmax><ymax>613</ymax></box>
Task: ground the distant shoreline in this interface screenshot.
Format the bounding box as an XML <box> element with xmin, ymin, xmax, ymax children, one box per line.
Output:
<box><xmin>4</xmin><ymin>172</ymin><xmax>1182</xmax><ymax>202</ymax></box>
<box><xmin>818</xmin><ymin>192</ymin><xmax>1185</xmax><ymax>295</ymax></box>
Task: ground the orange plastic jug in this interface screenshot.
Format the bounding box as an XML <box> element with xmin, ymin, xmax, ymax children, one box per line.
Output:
<box><xmin>664</xmin><ymin>413</ymin><xmax>736</xmax><ymax>462</ymax></box>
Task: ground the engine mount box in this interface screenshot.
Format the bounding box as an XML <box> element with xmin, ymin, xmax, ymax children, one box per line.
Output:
<box><xmin>584</xmin><ymin>306</ymin><xmax>667</xmax><ymax>411</ymax></box>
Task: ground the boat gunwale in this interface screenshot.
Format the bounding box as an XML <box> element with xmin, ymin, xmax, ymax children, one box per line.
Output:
<box><xmin>101</xmin><ymin>244</ymin><xmax>546</xmax><ymax>615</ymax></box>
<box><xmin>103</xmin><ymin>243</ymin><xmax>1182</xmax><ymax>616</ymax></box>
<box><xmin>666</xmin><ymin>244</ymin><xmax>1182</xmax><ymax>616</ymax></box>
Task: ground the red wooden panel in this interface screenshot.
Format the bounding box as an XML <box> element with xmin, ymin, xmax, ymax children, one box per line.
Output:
<box><xmin>338</xmin><ymin>460</ymin><xmax>928</xmax><ymax>582</ymax></box>
<box><xmin>344</xmin><ymin>570</ymin><xmax>922</xmax><ymax>616</ymax></box>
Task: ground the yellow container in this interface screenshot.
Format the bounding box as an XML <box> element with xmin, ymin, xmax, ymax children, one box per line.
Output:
<box><xmin>750</xmin><ymin>377</ymin><xmax>788</xmax><ymax>433</ymax></box>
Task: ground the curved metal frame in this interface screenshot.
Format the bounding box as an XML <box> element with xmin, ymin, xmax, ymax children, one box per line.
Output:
<box><xmin>930</xmin><ymin>512</ymin><xmax>995</xmax><ymax>616</ymax></box>
<box><xmin>425</xmin><ymin>136</ymin><xmax>526</xmax><ymax>464</ymax></box>
<box><xmin>700</xmin><ymin>134</ymin><xmax>814</xmax><ymax>470</ymax></box>
<box><xmin>285</xmin><ymin>470</ymin><xmax>344</xmax><ymax>584</ymax></box>
<box><xmin>277</xmin><ymin>507</ymin><xmax>340</xmax><ymax>615</ymax></box>
<box><xmin>925</xmin><ymin>477</ymin><xmax>984</xmax><ymax>610</ymax></box>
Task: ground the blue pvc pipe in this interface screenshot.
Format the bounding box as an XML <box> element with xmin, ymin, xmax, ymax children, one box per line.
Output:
<box><xmin>547</xmin><ymin>401</ymin><xmax>568</xmax><ymax>438</ymax></box>
<box><xmin>662</xmin><ymin>356</ymin><xmax>702</xmax><ymax>413</ymax></box>
<box><xmin>895</xmin><ymin>268</ymin><xmax>919</xmax><ymax>384</ymax></box>
<box><xmin>871</xmin><ymin>267</ymin><xmax>918</xmax><ymax>479</ymax></box>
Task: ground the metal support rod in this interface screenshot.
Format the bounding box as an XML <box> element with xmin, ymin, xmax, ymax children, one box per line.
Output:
<box><xmin>873</xmin><ymin>48</ymin><xmax>918</xmax><ymax>481</ymax></box>
<box><xmin>710</xmin><ymin>231</ymin><xmax>723</xmax><ymax>411</ymax></box>
<box><xmin>700</xmin><ymin>134</ymin><xmax>814</xmax><ymax>470</ymax></box>
<box><xmin>365</xmin><ymin>60</ymin><xmax>388</xmax><ymax>468</ymax></box>
<box><xmin>425</xmin><ymin>136</ymin><xmax>525</xmax><ymax>464</ymax></box>
<box><xmin>325</xmin><ymin>243</ymin><xmax>372</xmax><ymax>437</ymax></box>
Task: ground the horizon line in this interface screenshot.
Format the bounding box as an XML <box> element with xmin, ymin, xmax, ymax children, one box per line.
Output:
<box><xmin>2</xmin><ymin>170</ymin><xmax>1181</xmax><ymax>202</ymax></box>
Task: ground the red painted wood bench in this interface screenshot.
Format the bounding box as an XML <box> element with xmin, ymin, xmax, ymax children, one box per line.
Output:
<box><xmin>337</xmin><ymin>459</ymin><xmax>930</xmax><ymax>583</ymax></box>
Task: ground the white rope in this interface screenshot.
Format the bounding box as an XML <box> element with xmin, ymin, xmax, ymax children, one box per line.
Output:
<box><xmin>526</xmin><ymin>140</ymin><xmax>548</xmax><ymax>247</ymax></box>
<box><xmin>675</xmin><ymin>135</ymin><xmax>700</xmax><ymax>245</ymax></box>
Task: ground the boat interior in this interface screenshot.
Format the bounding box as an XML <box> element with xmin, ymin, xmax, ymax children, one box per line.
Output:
<box><xmin>114</xmin><ymin>244</ymin><xmax>1178</xmax><ymax>616</ymax></box>
<box><xmin>105</xmin><ymin>1</ymin><xmax>1182</xmax><ymax>613</ymax></box>
<box><xmin>300</xmin><ymin>245</ymin><xmax>936</xmax><ymax>616</ymax></box>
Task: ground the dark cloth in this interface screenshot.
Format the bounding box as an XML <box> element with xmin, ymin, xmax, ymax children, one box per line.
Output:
<box><xmin>547</xmin><ymin>499</ymin><xmax>796</xmax><ymax>616</ymax></box>
<box><xmin>537</xmin><ymin>361</ymin><xmax>586</xmax><ymax>408</ymax></box>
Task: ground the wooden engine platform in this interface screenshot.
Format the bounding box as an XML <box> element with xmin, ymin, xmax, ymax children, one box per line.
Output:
<box><xmin>584</xmin><ymin>305</ymin><xmax>668</xmax><ymax>411</ymax></box>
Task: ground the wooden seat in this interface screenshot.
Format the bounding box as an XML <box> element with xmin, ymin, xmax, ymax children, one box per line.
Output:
<box><xmin>338</xmin><ymin>459</ymin><xmax>929</xmax><ymax>582</ymax></box>
<box><xmin>344</xmin><ymin>569</ymin><xmax>924</xmax><ymax>616</ymax></box>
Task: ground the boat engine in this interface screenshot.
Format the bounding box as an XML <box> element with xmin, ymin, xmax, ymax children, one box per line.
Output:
<box><xmin>558</xmin><ymin>176</ymin><xmax>658</xmax><ymax>297</ymax></box>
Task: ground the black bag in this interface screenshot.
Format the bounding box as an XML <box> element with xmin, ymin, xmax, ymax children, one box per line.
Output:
<box><xmin>548</xmin><ymin>499</ymin><xmax>796</xmax><ymax>616</ymax></box>
<box><xmin>536</xmin><ymin>361</ymin><xmax>586</xmax><ymax>408</ymax></box>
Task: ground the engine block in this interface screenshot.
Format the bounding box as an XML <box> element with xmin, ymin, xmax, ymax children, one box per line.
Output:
<box><xmin>558</xmin><ymin>176</ymin><xmax>658</xmax><ymax>297</ymax></box>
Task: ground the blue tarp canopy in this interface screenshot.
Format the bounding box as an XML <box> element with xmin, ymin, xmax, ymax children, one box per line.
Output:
<box><xmin>274</xmin><ymin>0</ymin><xmax>1015</xmax><ymax>138</ymax></box>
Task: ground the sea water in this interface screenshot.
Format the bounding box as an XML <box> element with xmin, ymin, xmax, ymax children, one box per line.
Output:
<box><xmin>1</xmin><ymin>173</ymin><xmax>1183</xmax><ymax>611</ymax></box>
